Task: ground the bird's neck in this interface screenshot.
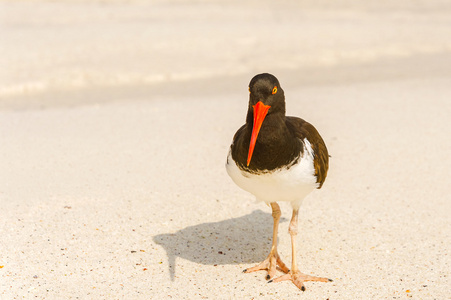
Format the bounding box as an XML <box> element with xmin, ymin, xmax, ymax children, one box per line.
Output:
<box><xmin>244</xmin><ymin>113</ymin><xmax>302</xmax><ymax>172</ymax></box>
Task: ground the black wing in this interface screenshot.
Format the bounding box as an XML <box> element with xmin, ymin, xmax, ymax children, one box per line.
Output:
<box><xmin>286</xmin><ymin>116</ymin><xmax>329</xmax><ymax>188</ymax></box>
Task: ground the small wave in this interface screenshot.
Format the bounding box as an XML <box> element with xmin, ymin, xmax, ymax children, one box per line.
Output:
<box><xmin>1</xmin><ymin>44</ymin><xmax>450</xmax><ymax>98</ymax></box>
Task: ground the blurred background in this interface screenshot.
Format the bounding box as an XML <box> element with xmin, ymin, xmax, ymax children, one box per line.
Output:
<box><xmin>1</xmin><ymin>0</ymin><xmax>451</xmax><ymax>109</ymax></box>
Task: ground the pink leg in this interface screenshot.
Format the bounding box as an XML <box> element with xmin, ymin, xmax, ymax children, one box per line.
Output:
<box><xmin>269</xmin><ymin>209</ymin><xmax>332</xmax><ymax>291</ymax></box>
<box><xmin>243</xmin><ymin>203</ymin><xmax>289</xmax><ymax>280</ymax></box>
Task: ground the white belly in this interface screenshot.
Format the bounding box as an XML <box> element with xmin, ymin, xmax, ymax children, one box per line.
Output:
<box><xmin>226</xmin><ymin>138</ymin><xmax>318</xmax><ymax>209</ymax></box>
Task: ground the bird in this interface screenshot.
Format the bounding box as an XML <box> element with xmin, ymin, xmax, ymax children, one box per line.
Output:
<box><xmin>226</xmin><ymin>73</ymin><xmax>331</xmax><ymax>291</ymax></box>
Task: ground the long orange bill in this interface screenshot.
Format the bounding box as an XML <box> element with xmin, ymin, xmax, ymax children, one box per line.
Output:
<box><xmin>247</xmin><ymin>101</ymin><xmax>271</xmax><ymax>166</ymax></box>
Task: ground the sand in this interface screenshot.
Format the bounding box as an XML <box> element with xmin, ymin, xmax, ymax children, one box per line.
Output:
<box><xmin>1</xmin><ymin>1</ymin><xmax>450</xmax><ymax>299</ymax></box>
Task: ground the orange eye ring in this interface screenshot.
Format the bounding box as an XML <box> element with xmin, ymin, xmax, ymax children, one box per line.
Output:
<box><xmin>272</xmin><ymin>86</ymin><xmax>278</xmax><ymax>94</ymax></box>
<box><xmin>249</xmin><ymin>87</ymin><xmax>251</xmax><ymax>93</ymax></box>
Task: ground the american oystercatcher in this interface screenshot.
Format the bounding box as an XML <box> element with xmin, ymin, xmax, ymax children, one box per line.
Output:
<box><xmin>226</xmin><ymin>73</ymin><xmax>331</xmax><ymax>291</ymax></box>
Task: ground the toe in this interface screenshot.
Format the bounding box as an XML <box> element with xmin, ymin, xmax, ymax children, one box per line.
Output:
<box><xmin>292</xmin><ymin>275</ymin><xmax>307</xmax><ymax>291</ymax></box>
<box><xmin>276</xmin><ymin>256</ymin><xmax>290</xmax><ymax>273</ymax></box>
<box><xmin>266</xmin><ymin>255</ymin><xmax>277</xmax><ymax>279</ymax></box>
<box><xmin>303</xmin><ymin>274</ymin><xmax>330</xmax><ymax>283</ymax></box>
<box><xmin>270</xmin><ymin>273</ymin><xmax>291</xmax><ymax>283</ymax></box>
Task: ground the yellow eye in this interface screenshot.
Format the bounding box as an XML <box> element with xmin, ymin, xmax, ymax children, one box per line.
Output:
<box><xmin>272</xmin><ymin>86</ymin><xmax>277</xmax><ymax>94</ymax></box>
<box><xmin>249</xmin><ymin>87</ymin><xmax>251</xmax><ymax>93</ymax></box>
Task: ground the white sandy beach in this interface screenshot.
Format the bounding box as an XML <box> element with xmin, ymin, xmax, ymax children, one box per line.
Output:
<box><xmin>1</xmin><ymin>1</ymin><xmax>451</xmax><ymax>299</ymax></box>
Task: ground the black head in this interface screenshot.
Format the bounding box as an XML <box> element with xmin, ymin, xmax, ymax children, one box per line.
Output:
<box><xmin>248</xmin><ymin>73</ymin><xmax>285</xmax><ymax>117</ymax></box>
<box><xmin>242</xmin><ymin>73</ymin><xmax>288</xmax><ymax>167</ymax></box>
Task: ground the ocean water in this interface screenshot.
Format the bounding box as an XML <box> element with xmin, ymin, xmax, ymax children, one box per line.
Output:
<box><xmin>1</xmin><ymin>0</ymin><xmax>451</xmax><ymax>100</ymax></box>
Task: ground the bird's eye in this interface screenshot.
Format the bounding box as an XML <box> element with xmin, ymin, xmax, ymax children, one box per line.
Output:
<box><xmin>248</xmin><ymin>87</ymin><xmax>251</xmax><ymax>93</ymax></box>
<box><xmin>272</xmin><ymin>86</ymin><xmax>278</xmax><ymax>94</ymax></box>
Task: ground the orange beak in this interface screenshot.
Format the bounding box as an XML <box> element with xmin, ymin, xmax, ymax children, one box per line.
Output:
<box><xmin>247</xmin><ymin>101</ymin><xmax>271</xmax><ymax>166</ymax></box>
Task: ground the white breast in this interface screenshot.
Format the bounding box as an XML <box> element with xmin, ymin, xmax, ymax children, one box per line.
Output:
<box><xmin>226</xmin><ymin>138</ymin><xmax>318</xmax><ymax>209</ymax></box>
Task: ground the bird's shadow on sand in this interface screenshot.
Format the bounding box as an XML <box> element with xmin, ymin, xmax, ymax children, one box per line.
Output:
<box><xmin>153</xmin><ymin>210</ymin><xmax>287</xmax><ymax>280</ymax></box>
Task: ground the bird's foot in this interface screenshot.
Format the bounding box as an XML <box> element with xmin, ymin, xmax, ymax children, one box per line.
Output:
<box><xmin>268</xmin><ymin>270</ymin><xmax>332</xmax><ymax>291</ymax></box>
<box><xmin>243</xmin><ymin>251</ymin><xmax>289</xmax><ymax>280</ymax></box>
